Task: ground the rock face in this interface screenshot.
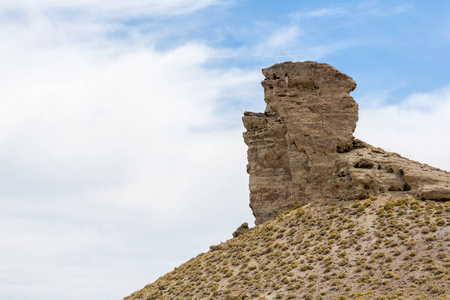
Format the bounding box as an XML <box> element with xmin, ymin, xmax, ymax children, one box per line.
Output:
<box><xmin>243</xmin><ymin>61</ymin><xmax>450</xmax><ymax>224</ymax></box>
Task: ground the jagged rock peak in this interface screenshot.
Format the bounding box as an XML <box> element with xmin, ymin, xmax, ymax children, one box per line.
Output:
<box><xmin>260</xmin><ymin>61</ymin><xmax>359</xmax><ymax>153</ymax></box>
<box><xmin>243</xmin><ymin>61</ymin><xmax>450</xmax><ymax>225</ymax></box>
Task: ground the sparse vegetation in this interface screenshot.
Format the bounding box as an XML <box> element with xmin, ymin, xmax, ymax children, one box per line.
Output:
<box><xmin>125</xmin><ymin>196</ymin><xmax>450</xmax><ymax>300</ymax></box>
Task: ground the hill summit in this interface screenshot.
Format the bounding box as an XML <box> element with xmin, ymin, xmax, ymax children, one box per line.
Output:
<box><xmin>124</xmin><ymin>62</ymin><xmax>450</xmax><ymax>300</ymax></box>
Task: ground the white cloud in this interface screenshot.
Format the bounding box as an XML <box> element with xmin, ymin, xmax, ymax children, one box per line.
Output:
<box><xmin>0</xmin><ymin>0</ymin><xmax>224</xmax><ymax>18</ymax></box>
<box><xmin>355</xmin><ymin>87</ymin><xmax>450</xmax><ymax>171</ymax></box>
<box><xmin>0</xmin><ymin>7</ymin><xmax>257</xmax><ymax>299</ymax></box>
<box><xmin>266</xmin><ymin>26</ymin><xmax>301</xmax><ymax>48</ymax></box>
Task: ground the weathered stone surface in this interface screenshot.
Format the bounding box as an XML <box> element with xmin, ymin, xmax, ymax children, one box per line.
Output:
<box><xmin>334</xmin><ymin>147</ymin><xmax>450</xmax><ymax>202</ymax></box>
<box><xmin>232</xmin><ymin>222</ymin><xmax>249</xmax><ymax>238</ymax></box>
<box><xmin>243</xmin><ymin>61</ymin><xmax>450</xmax><ymax>225</ymax></box>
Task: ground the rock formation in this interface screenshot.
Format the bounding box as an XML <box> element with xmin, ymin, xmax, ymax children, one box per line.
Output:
<box><xmin>243</xmin><ymin>61</ymin><xmax>450</xmax><ymax>224</ymax></box>
<box><xmin>124</xmin><ymin>62</ymin><xmax>450</xmax><ymax>300</ymax></box>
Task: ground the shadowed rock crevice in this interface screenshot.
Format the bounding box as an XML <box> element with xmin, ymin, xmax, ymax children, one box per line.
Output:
<box><xmin>243</xmin><ymin>61</ymin><xmax>450</xmax><ymax>225</ymax></box>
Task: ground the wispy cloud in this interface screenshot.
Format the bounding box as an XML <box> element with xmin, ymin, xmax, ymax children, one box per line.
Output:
<box><xmin>266</xmin><ymin>26</ymin><xmax>301</xmax><ymax>48</ymax></box>
<box><xmin>290</xmin><ymin>2</ymin><xmax>412</xmax><ymax>22</ymax></box>
<box><xmin>391</xmin><ymin>3</ymin><xmax>413</xmax><ymax>15</ymax></box>
<box><xmin>362</xmin><ymin>3</ymin><xmax>413</xmax><ymax>17</ymax></box>
<box><xmin>290</xmin><ymin>7</ymin><xmax>348</xmax><ymax>20</ymax></box>
<box><xmin>0</xmin><ymin>0</ymin><xmax>227</xmax><ymax>18</ymax></box>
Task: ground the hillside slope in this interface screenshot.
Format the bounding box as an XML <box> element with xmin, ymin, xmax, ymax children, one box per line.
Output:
<box><xmin>124</xmin><ymin>195</ymin><xmax>449</xmax><ymax>300</ymax></box>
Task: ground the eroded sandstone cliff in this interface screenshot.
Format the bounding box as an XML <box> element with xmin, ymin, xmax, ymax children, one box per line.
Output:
<box><xmin>243</xmin><ymin>61</ymin><xmax>450</xmax><ymax>224</ymax></box>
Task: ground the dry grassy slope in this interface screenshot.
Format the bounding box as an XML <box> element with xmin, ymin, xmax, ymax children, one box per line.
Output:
<box><xmin>125</xmin><ymin>195</ymin><xmax>450</xmax><ymax>300</ymax></box>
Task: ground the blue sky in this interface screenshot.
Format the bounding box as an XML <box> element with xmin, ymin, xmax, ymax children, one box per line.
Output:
<box><xmin>1</xmin><ymin>1</ymin><xmax>450</xmax><ymax>299</ymax></box>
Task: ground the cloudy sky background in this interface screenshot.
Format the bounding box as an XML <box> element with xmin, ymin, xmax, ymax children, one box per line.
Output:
<box><xmin>1</xmin><ymin>0</ymin><xmax>450</xmax><ymax>299</ymax></box>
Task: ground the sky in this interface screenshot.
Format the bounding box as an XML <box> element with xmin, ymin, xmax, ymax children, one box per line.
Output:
<box><xmin>1</xmin><ymin>0</ymin><xmax>450</xmax><ymax>299</ymax></box>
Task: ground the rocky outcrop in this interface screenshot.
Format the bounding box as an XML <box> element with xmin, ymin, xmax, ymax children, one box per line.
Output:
<box><xmin>232</xmin><ymin>222</ymin><xmax>249</xmax><ymax>238</ymax></box>
<box><xmin>243</xmin><ymin>61</ymin><xmax>450</xmax><ymax>224</ymax></box>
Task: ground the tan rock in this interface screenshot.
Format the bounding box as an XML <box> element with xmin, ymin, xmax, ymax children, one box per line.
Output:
<box><xmin>243</xmin><ymin>61</ymin><xmax>450</xmax><ymax>225</ymax></box>
<box><xmin>232</xmin><ymin>222</ymin><xmax>249</xmax><ymax>238</ymax></box>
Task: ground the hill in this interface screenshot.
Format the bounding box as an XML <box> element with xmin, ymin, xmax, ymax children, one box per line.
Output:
<box><xmin>124</xmin><ymin>194</ymin><xmax>449</xmax><ymax>299</ymax></box>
